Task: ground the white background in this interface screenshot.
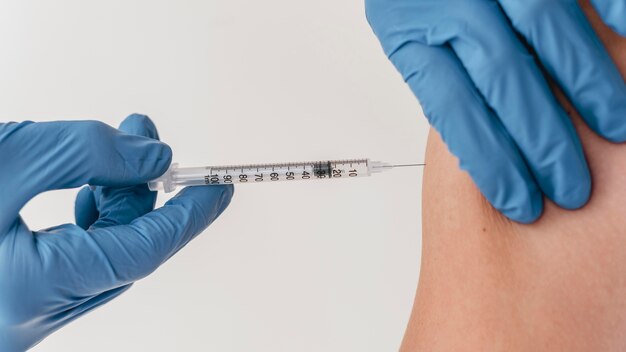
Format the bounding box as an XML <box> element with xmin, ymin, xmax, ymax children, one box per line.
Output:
<box><xmin>0</xmin><ymin>1</ymin><xmax>429</xmax><ymax>350</ymax></box>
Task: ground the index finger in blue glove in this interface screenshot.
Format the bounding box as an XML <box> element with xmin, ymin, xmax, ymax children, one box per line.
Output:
<box><xmin>499</xmin><ymin>0</ymin><xmax>626</xmax><ymax>142</ymax></box>
<box><xmin>0</xmin><ymin>120</ymin><xmax>172</xmax><ymax>234</ymax></box>
<box><xmin>590</xmin><ymin>0</ymin><xmax>626</xmax><ymax>36</ymax></box>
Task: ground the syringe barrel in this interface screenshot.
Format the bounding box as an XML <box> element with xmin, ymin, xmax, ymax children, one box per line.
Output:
<box><xmin>149</xmin><ymin>159</ymin><xmax>374</xmax><ymax>193</ymax></box>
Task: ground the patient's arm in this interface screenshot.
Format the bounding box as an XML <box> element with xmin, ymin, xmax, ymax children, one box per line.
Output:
<box><xmin>402</xmin><ymin>3</ymin><xmax>626</xmax><ymax>351</ymax></box>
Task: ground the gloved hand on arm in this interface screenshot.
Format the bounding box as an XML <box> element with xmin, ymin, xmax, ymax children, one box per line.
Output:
<box><xmin>366</xmin><ymin>0</ymin><xmax>626</xmax><ymax>223</ymax></box>
<box><xmin>0</xmin><ymin>114</ymin><xmax>233</xmax><ymax>351</ymax></box>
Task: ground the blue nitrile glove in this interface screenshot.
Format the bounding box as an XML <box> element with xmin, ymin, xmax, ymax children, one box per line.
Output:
<box><xmin>592</xmin><ymin>0</ymin><xmax>626</xmax><ymax>36</ymax></box>
<box><xmin>366</xmin><ymin>0</ymin><xmax>626</xmax><ymax>223</ymax></box>
<box><xmin>0</xmin><ymin>115</ymin><xmax>233</xmax><ymax>351</ymax></box>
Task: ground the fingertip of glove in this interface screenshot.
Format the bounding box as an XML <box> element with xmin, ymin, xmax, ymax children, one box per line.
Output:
<box><xmin>502</xmin><ymin>196</ymin><xmax>544</xmax><ymax>224</ymax></box>
<box><xmin>75</xmin><ymin>185</ymin><xmax>94</xmax><ymax>202</ymax></box>
<box><xmin>117</xmin><ymin>114</ymin><xmax>173</xmax><ymax>178</ymax></box>
<box><xmin>597</xmin><ymin>128</ymin><xmax>626</xmax><ymax>144</ymax></box>
<box><xmin>616</xmin><ymin>28</ymin><xmax>626</xmax><ymax>37</ymax></box>
<box><xmin>505</xmin><ymin>177</ymin><xmax>591</xmax><ymax>223</ymax></box>
<box><xmin>75</xmin><ymin>186</ymin><xmax>98</xmax><ymax>229</ymax></box>
<box><xmin>606</xmin><ymin>22</ymin><xmax>626</xmax><ymax>38</ymax></box>
<box><xmin>586</xmin><ymin>90</ymin><xmax>626</xmax><ymax>143</ymax></box>
<box><xmin>139</xmin><ymin>141</ymin><xmax>172</xmax><ymax>181</ymax></box>
<box><xmin>119</xmin><ymin>114</ymin><xmax>160</xmax><ymax>140</ymax></box>
<box><xmin>552</xmin><ymin>178</ymin><xmax>592</xmax><ymax>211</ymax></box>
<box><xmin>509</xmin><ymin>210</ymin><xmax>541</xmax><ymax>225</ymax></box>
<box><xmin>159</xmin><ymin>143</ymin><xmax>173</xmax><ymax>170</ymax></box>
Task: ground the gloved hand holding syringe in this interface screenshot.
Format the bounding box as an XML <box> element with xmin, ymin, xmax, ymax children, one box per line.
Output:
<box><xmin>149</xmin><ymin>159</ymin><xmax>425</xmax><ymax>193</ymax></box>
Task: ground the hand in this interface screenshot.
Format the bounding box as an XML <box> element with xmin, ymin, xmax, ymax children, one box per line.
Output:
<box><xmin>0</xmin><ymin>115</ymin><xmax>233</xmax><ymax>351</ymax></box>
<box><xmin>366</xmin><ymin>0</ymin><xmax>626</xmax><ymax>223</ymax></box>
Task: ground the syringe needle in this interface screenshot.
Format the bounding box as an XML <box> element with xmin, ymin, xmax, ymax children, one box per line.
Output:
<box><xmin>383</xmin><ymin>163</ymin><xmax>426</xmax><ymax>168</ymax></box>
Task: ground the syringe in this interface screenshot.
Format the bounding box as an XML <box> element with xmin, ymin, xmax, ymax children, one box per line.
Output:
<box><xmin>148</xmin><ymin>159</ymin><xmax>424</xmax><ymax>193</ymax></box>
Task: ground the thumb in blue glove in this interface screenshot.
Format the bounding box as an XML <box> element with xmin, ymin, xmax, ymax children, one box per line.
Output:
<box><xmin>0</xmin><ymin>115</ymin><xmax>233</xmax><ymax>351</ymax></box>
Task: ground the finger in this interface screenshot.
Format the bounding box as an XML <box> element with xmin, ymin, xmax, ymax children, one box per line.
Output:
<box><xmin>0</xmin><ymin>120</ymin><xmax>172</xmax><ymax>233</ymax></box>
<box><xmin>590</xmin><ymin>0</ymin><xmax>626</xmax><ymax>36</ymax></box>
<box><xmin>85</xmin><ymin>185</ymin><xmax>233</xmax><ymax>287</ymax></box>
<box><xmin>74</xmin><ymin>186</ymin><xmax>99</xmax><ymax>230</ymax></box>
<box><xmin>390</xmin><ymin>42</ymin><xmax>543</xmax><ymax>223</ymax></box>
<box><xmin>118</xmin><ymin>113</ymin><xmax>161</xmax><ymax>140</ymax></box>
<box><xmin>450</xmin><ymin>0</ymin><xmax>592</xmax><ymax>210</ymax></box>
<box><xmin>90</xmin><ymin>114</ymin><xmax>162</xmax><ymax>229</ymax></box>
<box><xmin>499</xmin><ymin>0</ymin><xmax>626</xmax><ymax>142</ymax></box>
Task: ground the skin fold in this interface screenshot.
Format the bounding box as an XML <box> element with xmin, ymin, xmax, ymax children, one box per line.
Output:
<box><xmin>402</xmin><ymin>2</ymin><xmax>626</xmax><ymax>351</ymax></box>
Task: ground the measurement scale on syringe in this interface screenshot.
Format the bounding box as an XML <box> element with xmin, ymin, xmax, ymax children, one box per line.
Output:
<box><xmin>149</xmin><ymin>159</ymin><xmax>424</xmax><ymax>193</ymax></box>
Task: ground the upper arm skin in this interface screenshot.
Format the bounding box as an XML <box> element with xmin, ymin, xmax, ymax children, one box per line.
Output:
<box><xmin>402</xmin><ymin>3</ymin><xmax>626</xmax><ymax>351</ymax></box>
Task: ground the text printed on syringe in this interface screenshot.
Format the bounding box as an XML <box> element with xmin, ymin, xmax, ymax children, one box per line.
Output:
<box><xmin>204</xmin><ymin>160</ymin><xmax>367</xmax><ymax>185</ymax></box>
